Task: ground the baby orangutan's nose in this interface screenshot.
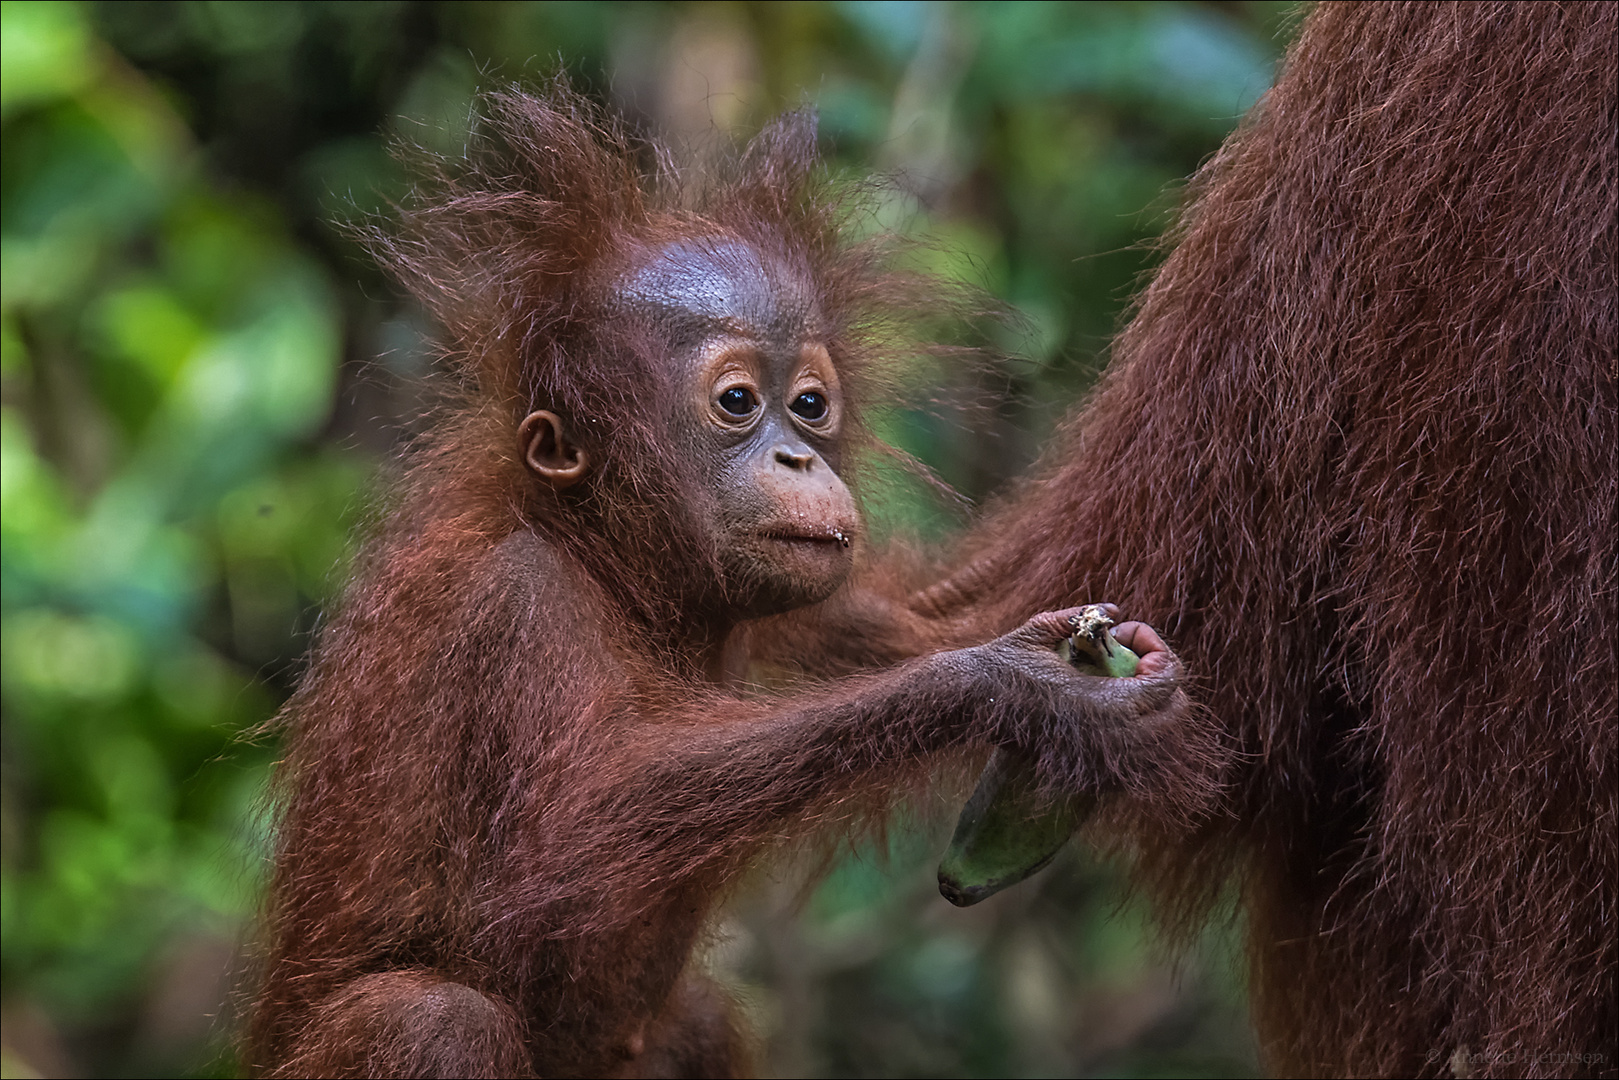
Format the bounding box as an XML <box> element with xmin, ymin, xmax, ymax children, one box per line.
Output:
<box><xmin>773</xmin><ymin>444</ymin><xmax>814</xmax><ymax>470</ymax></box>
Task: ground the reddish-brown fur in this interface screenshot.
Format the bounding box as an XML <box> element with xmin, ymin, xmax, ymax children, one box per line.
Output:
<box><xmin>897</xmin><ymin>3</ymin><xmax>1615</xmax><ymax>1076</ymax></box>
<box><xmin>243</xmin><ymin>87</ymin><xmax>1219</xmax><ymax>1078</ymax></box>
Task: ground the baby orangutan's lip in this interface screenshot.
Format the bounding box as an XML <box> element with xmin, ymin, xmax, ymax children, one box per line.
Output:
<box><xmin>761</xmin><ymin>527</ymin><xmax>852</xmax><ymax>549</ymax></box>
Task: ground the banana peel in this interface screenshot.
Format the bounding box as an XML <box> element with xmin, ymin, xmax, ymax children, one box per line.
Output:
<box><xmin>938</xmin><ymin>605</ymin><xmax>1139</xmax><ymax>907</ymax></box>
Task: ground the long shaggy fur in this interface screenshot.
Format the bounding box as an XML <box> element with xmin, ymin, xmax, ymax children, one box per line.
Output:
<box><xmin>930</xmin><ymin>3</ymin><xmax>1616</xmax><ymax>1076</ymax></box>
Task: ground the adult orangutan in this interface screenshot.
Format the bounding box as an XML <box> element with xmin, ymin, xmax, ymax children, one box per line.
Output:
<box><xmin>241</xmin><ymin>87</ymin><xmax>1216</xmax><ymax>1078</ymax></box>
<box><xmin>852</xmin><ymin>3</ymin><xmax>1612</xmax><ymax>1077</ymax></box>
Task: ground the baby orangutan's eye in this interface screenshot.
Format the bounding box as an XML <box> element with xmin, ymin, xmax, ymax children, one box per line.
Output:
<box><xmin>790</xmin><ymin>391</ymin><xmax>828</xmax><ymax>422</ymax></box>
<box><xmin>718</xmin><ymin>387</ymin><xmax>759</xmax><ymax>417</ymax></box>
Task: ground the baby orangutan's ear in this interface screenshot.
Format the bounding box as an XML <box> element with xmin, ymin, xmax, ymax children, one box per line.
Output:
<box><xmin>519</xmin><ymin>410</ymin><xmax>590</xmax><ymax>489</ymax></box>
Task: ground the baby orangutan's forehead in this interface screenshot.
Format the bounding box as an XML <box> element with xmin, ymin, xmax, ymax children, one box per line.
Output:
<box><xmin>619</xmin><ymin>238</ymin><xmax>820</xmax><ymax>340</ymax></box>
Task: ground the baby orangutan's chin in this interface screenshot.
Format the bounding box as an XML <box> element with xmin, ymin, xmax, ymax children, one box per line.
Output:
<box><xmin>722</xmin><ymin>530</ymin><xmax>855</xmax><ymax>617</ymax></box>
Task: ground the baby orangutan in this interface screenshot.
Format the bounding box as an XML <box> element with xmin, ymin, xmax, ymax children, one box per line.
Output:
<box><xmin>244</xmin><ymin>87</ymin><xmax>1210</xmax><ymax>1078</ymax></box>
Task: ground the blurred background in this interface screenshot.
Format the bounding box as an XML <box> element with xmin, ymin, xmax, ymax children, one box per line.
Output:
<box><xmin>1</xmin><ymin>2</ymin><xmax>1300</xmax><ymax>1076</ymax></box>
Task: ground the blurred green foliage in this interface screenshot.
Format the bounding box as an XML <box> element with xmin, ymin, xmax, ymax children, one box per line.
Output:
<box><xmin>2</xmin><ymin>2</ymin><xmax>1297</xmax><ymax>1076</ymax></box>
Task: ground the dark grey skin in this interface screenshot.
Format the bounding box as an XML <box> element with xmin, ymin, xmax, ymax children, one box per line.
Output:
<box><xmin>633</xmin><ymin>239</ymin><xmax>859</xmax><ymax>619</ymax></box>
<box><xmin>526</xmin><ymin>237</ymin><xmax>859</xmax><ymax>623</ymax></box>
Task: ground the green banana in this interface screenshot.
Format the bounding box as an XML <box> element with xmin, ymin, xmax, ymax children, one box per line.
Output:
<box><xmin>938</xmin><ymin>604</ymin><xmax>1139</xmax><ymax>907</ymax></box>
